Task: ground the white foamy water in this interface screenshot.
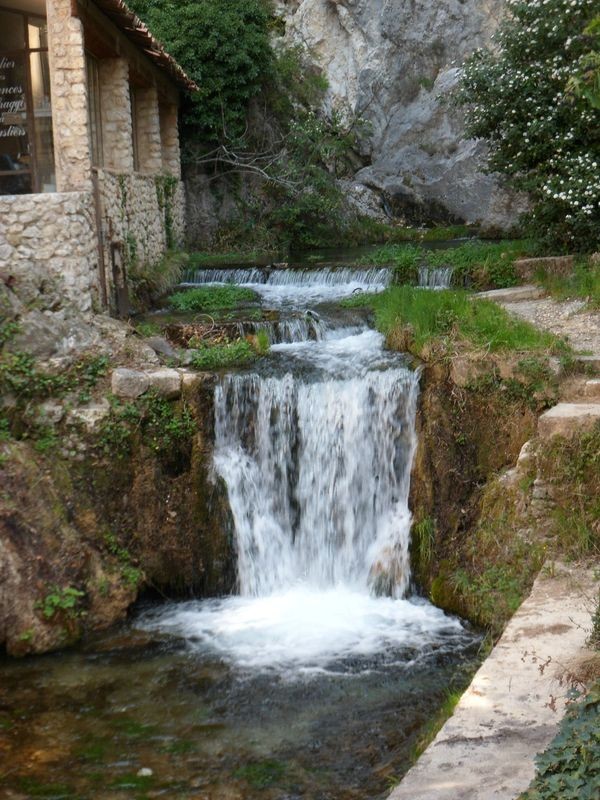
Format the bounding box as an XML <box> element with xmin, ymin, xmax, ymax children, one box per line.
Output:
<box><xmin>140</xmin><ymin>588</ymin><xmax>467</xmax><ymax>672</ymax></box>
<box><xmin>140</xmin><ymin>286</ymin><xmax>469</xmax><ymax>675</ymax></box>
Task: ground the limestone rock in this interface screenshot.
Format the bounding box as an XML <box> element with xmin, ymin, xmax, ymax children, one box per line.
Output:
<box><xmin>111</xmin><ymin>368</ymin><xmax>150</xmax><ymax>399</ymax></box>
<box><xmin>145</xmin><ymin>336</ymin><xmax>179</xmax><ymax>360</ymax></box>
<box><xmin>38</xmin><ymin>401</ymin><xmax>65</xmax><ymax>425</ymax></box>
<box><xmin>68</xmin><ymin>400</ymin><xmax>111</xmax><ymax>432</ymax></box>
<box><xmin>474</xmin><ymin>286</ymin><xmax>545</xmax><ymax>303</ymax></box>
<box><xmin>147</xmin><ymin>368</ymin><xmax>182</xmax><ymax>399</ymax></box>
<box><xmin>281</xmin><ymin>0</ymin><xmax>520</xmax><ymax>228</ymax></box>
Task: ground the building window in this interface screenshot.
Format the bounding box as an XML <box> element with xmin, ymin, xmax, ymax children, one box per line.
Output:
<box><xmin>0</xmin><ymin>6</ymin><xmax>55</xmax><ymax>195</ymax></box>
<box><xmin>86</xmin><ymin>53</ymin><xmax>103</xmax><ymax>167</ymax></box>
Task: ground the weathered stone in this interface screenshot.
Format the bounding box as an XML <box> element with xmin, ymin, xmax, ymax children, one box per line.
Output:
<box><xmin>38</xmin><ymin>402</ymin><xmax>65</xmax><ymax>425</ymax></box>
<box><xmin>146</xmin><ymin>368</ymin><xmax>182</xmax><ymax>399</ymax></box>
<box><xmin>538</xmin><ymin>403</ymin><xmax>600</xmax><ymax>438</ymax></box>
<box><xmin>145</xmin><ymin>336</ymin><xmax>179</xmax><ymax>360</ymax></box>
<box><xmin>575</xmin><ymin>355</ymin><xmax>600</xmax><ymax>373</ymax></box>
<box><xmin>514</xmin><ymin>256</ymin><xmax>575</xmax><ymax>282</ymax></box>
<box><xmin>584</xmin><ymin>379</ymin><xmax>600</xmax><ymax>400</ymax></box>
<box><xmin>111</xmin><ymin>368</ymin><xmax>150</xmax><ymax>399</ymax></box>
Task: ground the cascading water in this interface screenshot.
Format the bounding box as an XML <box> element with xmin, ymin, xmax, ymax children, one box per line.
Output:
<box><xmin>214</xmin><ymin>356</ymin><xmax>419</xmax><ymax>598</ymax></box>
<box><xmin>419</xmin><ymin>265</ymin><xmax>454</xmax><ymax>289</ymax></box>
<box><xmin>141</xmin><ymin>268</ymin><xmax>470</xmax><ymax>673</ymax></box>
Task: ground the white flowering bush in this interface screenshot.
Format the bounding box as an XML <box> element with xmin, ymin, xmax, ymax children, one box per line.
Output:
<box><xmin>457</xmin><ymin>0</ymin><xmax>600</xmax><ymax>251</ymax></box>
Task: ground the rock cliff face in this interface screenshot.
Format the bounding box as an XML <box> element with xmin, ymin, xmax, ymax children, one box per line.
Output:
<box><xmin>280</xmin><ymin>0</ymin><xmax>521</xmax><ymax>228</ymax></box>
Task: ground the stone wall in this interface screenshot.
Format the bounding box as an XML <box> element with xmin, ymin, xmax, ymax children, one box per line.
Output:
<box><xmin>97</xmin><ymin>170</ymin><xmax>185</xmax><ymax>292</ymax></box>
<box><xmin>0</xmin><ymin>192</ymin><xmax>99</xmax><ymax>313</ymax></box>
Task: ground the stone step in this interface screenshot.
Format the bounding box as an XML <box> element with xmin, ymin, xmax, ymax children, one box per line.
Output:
<box><xmin>473</xmin><ymin>285</ymin><xmax>545</xmax><ymax>303</ymax></box>
<box><xmin>584</xmin><ymin>379</ymin><xmax>600</xmax><ymax>400</ymax></box>
<box><xmin>538</xmin><ymin>403</ymin><xmax>600</xmax><ymax>438</ymax></box>
<box><xmin>574</xmin><ymin>354</ymin><xmax>600</xmax><ymax>373</ymax></box>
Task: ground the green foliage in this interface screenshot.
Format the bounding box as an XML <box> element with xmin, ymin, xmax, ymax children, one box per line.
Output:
<box><xmin>190</xmin><ymin>340</ymin><xmax>255</xmax><ymax>370</ymax></box>
<box><xmin>345</xmin><ymin>287</ymin><xmax>567</xmax><ymax>354</ymax></box>
<box><xmin>97</xmin><ymin>393</ymin><xmax>195</xmax><ymax>463</ymax></box>
<box><xmin>168</xmin><ymin>285</ymin><xmax>258</xmax><ymax>313</ymax></box>
<box><xmin>456</xmin><ymin>0</ymin><xmax>600</xmax><ymax>252</ymax></box>
<box><xmin>255</xmin><ymin>329</ymin><xmax>270</xmax><ymax>355</ymax></box>
<box><xmin>520</xmin><ymin>684</ymin><xmax>600</xmax><ymax>800</ymax></box>
<box><xmin>142</xmin><ymin>393</ymin><xmax>195</xmax><ymax>455</ymax></box>
<box><xmin>0</xmin><ymin>353</ymin><xmax>107</xmax><ymax>403</ymax></box>
<box><xmin>128</xmin><ymin>0</ymin><xmax>273</xmax><ymax>140</ymax></box>
<box><xmin>38</xmin><ymin>586</ymin><xmax>85</xmax><ymax>621</ymax></box>
<box><xmin>590</xmin><ymin>592</ymin><xmax>600</xmax><ymax>649</ymax></box>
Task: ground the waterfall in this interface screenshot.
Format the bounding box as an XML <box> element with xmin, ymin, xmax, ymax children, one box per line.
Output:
<box><xmin>419</xmin><ymin>266</ymin><xmax>454</xmax><ymax>289</ymax></box>
<box><xmin>213</xmin><ymin>364</ymin><xmax>420</xmax><ymax>599</ymax></box>
<box><xmin>182</xmin><ymin>266</ymin><xmax>391</xmax><ymax>289</ymax></box>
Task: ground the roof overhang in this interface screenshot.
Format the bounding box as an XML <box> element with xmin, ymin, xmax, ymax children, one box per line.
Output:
<box><xmin>87</xmin><ymin>0</ymin><xmax>198</xmax><ymax>93</ymax></box>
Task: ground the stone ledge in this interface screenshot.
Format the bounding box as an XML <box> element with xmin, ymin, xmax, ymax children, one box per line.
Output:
<box><xmin>538</xmin><ymin>403</ymin><xmax>600</xmax><ymax>438</ymax></box>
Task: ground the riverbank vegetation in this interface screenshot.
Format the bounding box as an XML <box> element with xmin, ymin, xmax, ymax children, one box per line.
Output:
<box><xmin>536</xmin><ymin>256</ymin><xmax>600</xmax><ymax>309</ymax></box>
<box><xmin>361</xmin><ymin>240</ymin><xmax>533</xmax><ymax>289</ymax></box>
<box><xmin>344</xmin><ymin>287</ymin><xmax>568</xmax><ymax>356</ymax></box>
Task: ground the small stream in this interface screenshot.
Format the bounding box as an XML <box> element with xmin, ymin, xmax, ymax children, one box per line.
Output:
<box><xmin>0</xmin><ymin>260</ymin><xmax>478</xmax><ymax>800</ymax></box>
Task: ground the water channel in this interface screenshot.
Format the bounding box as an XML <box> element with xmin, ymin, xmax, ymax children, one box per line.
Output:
<box><xmin>0</xmin><ymin>262</ymin><xmax>479</xmax><ymax>800</ymax></box>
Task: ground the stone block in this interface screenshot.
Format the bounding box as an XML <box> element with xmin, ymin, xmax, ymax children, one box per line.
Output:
<box><xmin>146</xmin><ymin>368</ymin><xmax>182</xmax><ymax>399</ymax></box>
<box><xmin>538</xmin><ymin>403</ymin><xmax>600</xmax><ymax>438</ymax></box>
<box><xmin>112</xmin><ymin>368</ymin><xmax>150</xmax><ymax>399</ymax></box>
<box><xmin>584</xmin><ymin>380</ymin><xmax>600</xmax><ymax>400</ymax></box>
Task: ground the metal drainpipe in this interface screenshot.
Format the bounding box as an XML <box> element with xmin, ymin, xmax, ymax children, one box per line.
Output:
<box><xmin>91</xmin><ymin>168</ymin><xmax>109</xmax><ymax>310</ymax></box>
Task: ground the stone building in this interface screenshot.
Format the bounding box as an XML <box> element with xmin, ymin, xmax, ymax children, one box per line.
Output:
<box><xmin>0</xmin><ymin>0</ymin><xmax>196</xmax><ymax>315</ymax></box>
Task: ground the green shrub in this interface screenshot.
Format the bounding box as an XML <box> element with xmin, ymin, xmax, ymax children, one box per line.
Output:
<box><xmin>38</xmin><ymin>586</ymin><xmax>85</xmax><ymax>620</ymax></box>
<box><xmin>456</xmin><ymin>0</ymin><xmax>600</xmax><ymax>252</ymax></box>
